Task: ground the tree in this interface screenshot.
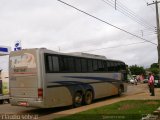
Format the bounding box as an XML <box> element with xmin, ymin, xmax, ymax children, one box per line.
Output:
<box><xmin>150</xmin><ymin>63</ymin><xmax>159</xmax><ymax>75</ymax></box>
<box><xmin>150</xmin><ymin>63</ymin><xmax>159</xmax><ymax>68</ymax></box>
<box><xmin>150</xmin><ymin>68</ymin><xmax>159</xmax><ymax>75</ymax></box>
<box><xmin>129</xmin><ymin>65</ymin><xmax>145</xmax><ymax>75</ymax></box>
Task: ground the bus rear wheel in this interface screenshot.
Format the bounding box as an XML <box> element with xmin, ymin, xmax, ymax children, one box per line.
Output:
<box><xmin>84</xmin><ymin>90</ymin><xmax>93</xmax><ymax>105</ymax></box>
<box><xmin>73</xmin><ymin>92</ymin><xmax>83</xmax><ymax>107</ymax></box>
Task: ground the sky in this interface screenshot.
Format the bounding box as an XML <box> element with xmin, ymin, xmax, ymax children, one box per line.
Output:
<box><xmin>0</xmin><ymin>0</ymin><xmax>159</xmax><ymax>70</ymax></box>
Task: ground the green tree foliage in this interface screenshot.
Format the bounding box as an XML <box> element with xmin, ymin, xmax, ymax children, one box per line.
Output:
<box><xmin>150</xmin><ymin>63</ymin><xmax>159</xmax><ymax>69</ymax></box>
<box><xmin>129</xmin><ymin>65</ymin><xmax>145</xmax><ymax>75</ymax></box>
<box><xmin>150</xmin><ymin>63</ymin><xmax>159</xmax><ymax>75</ymax></box>
<box><xmin>150</xmin><ymin>68</ymin><xmax>159</xmax><ymax>75</ymax></box>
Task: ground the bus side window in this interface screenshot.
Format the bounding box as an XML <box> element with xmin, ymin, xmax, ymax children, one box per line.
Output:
<box><xmin>59</xmin><ymin>56</ymin><xmax>68</xmax><ymax>72</ymax></box>
<box><xmin>104</xmin><ymin>61</ymin><xmax>108</xmax><ymax>71</ymax></box>
<box><xmin>45</xmin><ymin>55</ymin><xmax>60</xmax><ymax>73</ymax></box>
<box><xmin>111</xmin><ymin>62</ymin><xmax>115</xmax><ymax>71</ymax></box>
<box><xmin>117</xmin><ymin>62</ymin><xmax>120</xmax><ymax>71</ymax></box>
<box><xmin>119</xmin><ymin>63</ymin><xmax>123</xmax><ymax>70</ymax></box>
<box><xmin>93</xmin><ymin>60</ymin><xmax>98</xmax><ymax>71</ymax></box>
<box><xmin>45</xmin><ymin>55</ymin><xmax>54</xmax><ymax>73</ymax></box>
<box><xmin>81</xmin><ymin>59</ymin><xmax>87</xmax><ymax>72</ymax></box>
<box><xmin>52</xmin><ymin>56</ymin><xmax>59</xmax><ymax>72</ymax></box>
<box><xmin>87</xmin><ymin>59</ymin><xmax>93</xmax><ymax>72</ymax></box>
<box><xmin>114</xmin><ymin>62</ymin><xmax>118</xmax><ymax>72</ymax></box>
<box><xmin>107</xmin><ymin>61</ymin><xmax>111</xmax><ymax>72</ymax></box>
<box><xmin>75</xmin><ymin>58</ymin><xmax>81</xmax><ymax>72</ymax></box>
<box><xmin>97</xmin><ymin>60</ymin><xmax>105</xmax><ymax>72</ymax></box>
<box><xmin>48</xmin><ymin>56</ymin><xmax>53</xmax><ymax>72</ymax></box>
<box><xmin>68</xmin><ymin>57</ymin><xmax>75</xmax><ymax>72</ymax></box>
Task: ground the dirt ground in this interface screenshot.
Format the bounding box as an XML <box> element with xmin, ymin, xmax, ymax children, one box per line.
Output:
<box><xmin>39</xmin><ymin>83</ymin><xmax>160</xmax><ymax>120</ymax></box>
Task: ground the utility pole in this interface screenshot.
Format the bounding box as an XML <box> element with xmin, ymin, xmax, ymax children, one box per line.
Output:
<box><xmin>115</xmin><ymin>0</ymin><xmax>117</xmax><ymax>10</ymax></box>
<box><xmin>147</xmin><ymin>1</ymin><xmax>160</xmax><ymax>72</ymax></box>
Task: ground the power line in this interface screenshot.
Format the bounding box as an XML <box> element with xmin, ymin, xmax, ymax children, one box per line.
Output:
<box><xmin>102</xmin><ymin>0</ymin><xmax>155</xmax><ymax>30</ymax></box>
<box><xmin>57</xmin><ymin>0</ymin><xmax>157</xmax><ymax>46</ymax></box>
<box><xmin>82</xmin><ymin>41</ymin><xmax>148</xmax><ymax>52</ymax></box>
<box><xmin>101</xmin><ymin>0</ymin><xmax>155</xmax><ymax>31</ymax></box>
<box><xmin>143</xmin><ymin>0</ymin><xmax>155</xmax><ymax>11</ymax></box>
<box><xmin>117</xmin><ymin>0</ymin><xmax>155</xmax><ymax>28</ymax></box>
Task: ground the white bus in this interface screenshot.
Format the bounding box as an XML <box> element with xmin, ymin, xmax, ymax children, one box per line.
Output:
<box><xmin>9</xmin><ymin>48</ymin><xmax>127</xmax><ymax>108</ymax></box>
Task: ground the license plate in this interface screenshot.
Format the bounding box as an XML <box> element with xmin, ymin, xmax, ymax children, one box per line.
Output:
<box><xmin>18</xmin><ymin>102</ymin><xmax>28</xmax><ymax>106</ymax></box>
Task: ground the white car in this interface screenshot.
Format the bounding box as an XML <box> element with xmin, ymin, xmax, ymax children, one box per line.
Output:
<box><xmin>129</xmin><ymin>79</ymin><xmax>137</xmax><ymax>85</ymax></box>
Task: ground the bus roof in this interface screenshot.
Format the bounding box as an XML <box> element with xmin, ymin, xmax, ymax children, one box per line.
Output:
<box><xmin>68</xmin><ymin>52</ymin><xmax>107</xmax><ymax>60</ymax></box>
<box><xmin>12</xmin><ymin>48</ymin><xmax>125</xmax><ymax>63</ymax></box>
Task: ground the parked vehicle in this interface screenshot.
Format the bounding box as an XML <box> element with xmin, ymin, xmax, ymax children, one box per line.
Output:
<box><xmin>154</xmin><ymin>75</ymin><xmax>160</xmax><ymax>87</ymax></box>
<box><xmin>143</xmin><ymin>77</ymin><xmax>148</xmax><ymax>83</ymax></box>
<box><xmin>0</xmin><ymin>80</ymin><xmax>10</xmax><ymax>104</ymax></box>
<box><xmin>0</xmin><ymin>47</ymin><xmax>10</xmax><ymax>104</ymax></box>
<box><xmin>129</xmin><ymin>79</ymin><xmax>137</xmax><ymax>85</ymax></box>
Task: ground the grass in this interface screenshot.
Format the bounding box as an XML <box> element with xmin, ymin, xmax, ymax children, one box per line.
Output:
<box><xmin>55</xmin><ymin>100</ymin><xmax>160</xmax><ymax>120</ymax></box>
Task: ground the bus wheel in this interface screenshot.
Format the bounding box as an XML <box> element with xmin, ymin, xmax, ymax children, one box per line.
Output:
<box><xmin>73</xmin><ymin>92</ymin><xmax>83</xmax><ymax>107</ymax></box>
<box><xmin>84</xmin><ymin>90</ymin><xmax>93</xmax><ymax>105</ymax></box>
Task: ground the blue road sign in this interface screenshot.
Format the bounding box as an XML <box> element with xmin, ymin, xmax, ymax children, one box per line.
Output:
<box><xmin>0</xmin><ymin>47</ymin><xmax>8</xmax><ymax>52</ymax></box>
<box><xmin>0</xmin><ymin>46</ymin><xmax>11</xmax><ymax>55</ymax></box>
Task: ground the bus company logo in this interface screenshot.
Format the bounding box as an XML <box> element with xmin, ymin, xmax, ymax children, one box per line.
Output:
<box><xmin>10</xmin><ymin>53</ymin><xmax>36</xmax><ymax>69</ymax></box>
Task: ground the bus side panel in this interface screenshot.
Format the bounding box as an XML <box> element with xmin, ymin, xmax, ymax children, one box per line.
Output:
<box><xmin>44</xmin><ymin>87</ymin><xmax>72</xmax><ymax>108</ymax></box>
<box><xmin>91</xmin><ymin>82</ymin><xmax>118</xmax><ymax>99</ymax></box>
<box><xmin>44</xmin><ymin>73</ymin><xmax>124</xmax><ymax>107</ymax></box>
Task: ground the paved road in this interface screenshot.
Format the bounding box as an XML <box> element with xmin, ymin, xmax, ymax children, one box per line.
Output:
<box><xmin>0</xmin><ymin>83</ymin><xmax>159</xmax><ymax>120</ymax></box>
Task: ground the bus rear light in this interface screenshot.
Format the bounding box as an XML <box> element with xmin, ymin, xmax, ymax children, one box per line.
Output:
<box><xmin>38</xmin><ymin>88</ymin><xmax>43</xmax><ymax>98</ymax></box>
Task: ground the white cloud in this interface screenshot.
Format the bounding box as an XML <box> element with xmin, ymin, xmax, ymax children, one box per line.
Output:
<box><xmin>0</xmin><ymin>0</ymin><xmax>158</xmax><ymax>68</ymax></box>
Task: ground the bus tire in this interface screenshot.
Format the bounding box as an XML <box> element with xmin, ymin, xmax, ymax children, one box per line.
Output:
<box><xmin>84</xmin><ymin>90</ymin><xmax>93</xmax><ymax>105</ymax></box>
<box><xmin>73</xmin><ymin>92</ymin><xmax>83</xmax><ymax>107</ymax></box>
